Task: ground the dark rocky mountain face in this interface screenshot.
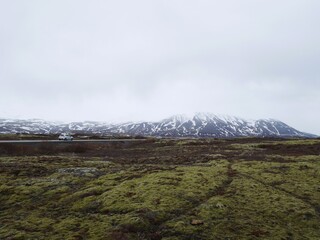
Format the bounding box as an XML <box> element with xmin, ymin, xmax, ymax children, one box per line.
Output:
<box><xmin>0</xmin><ymin>113</ymin><xmax>316</xmax><ymax>138</ymax></box>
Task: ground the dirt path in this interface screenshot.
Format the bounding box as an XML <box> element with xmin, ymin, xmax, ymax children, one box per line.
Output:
<box><xmin>146</xmin><ymin>161</ymin><xmax>236</xmax><ymax>239</ymax></box>
<box><xmin>239</xmin><ymin>172</ymin><xmax>320</xmax><ymax>217</ymax></box>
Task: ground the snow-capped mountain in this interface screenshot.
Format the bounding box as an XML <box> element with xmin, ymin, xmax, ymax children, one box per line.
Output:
<box><xmin>0</xmin><ymin>113</ymin><xmax>316</xmax><ymax>138</ymax></box>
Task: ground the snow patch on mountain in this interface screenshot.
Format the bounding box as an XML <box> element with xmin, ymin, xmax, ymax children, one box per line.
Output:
<box><xmin>0</xmin><ymin>113</ymin><xmax>316</xmax><ymax>138</ymax></box>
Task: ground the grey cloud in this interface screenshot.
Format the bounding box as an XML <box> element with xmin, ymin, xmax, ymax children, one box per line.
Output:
<box><xmin>0</xmin><ymin>0</ymin><xmax>319</xmax><ymax>134</ymax></box>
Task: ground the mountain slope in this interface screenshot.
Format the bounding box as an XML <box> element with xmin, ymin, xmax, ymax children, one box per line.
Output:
<box><xmin>0</xmin><ymin>113</ymin><xmax>316</xmax><ymax>138</ymax></box>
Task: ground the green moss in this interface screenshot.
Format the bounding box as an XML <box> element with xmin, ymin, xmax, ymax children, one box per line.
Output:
<box><xmin>99</xmin><ymin>162</ymin><xmax>228</xmax><ymax>217</ymax></box>
<box><xmin>0</xmin><ymin>138</ymin><xmax>319</xmax><ymax>239</ymax></box>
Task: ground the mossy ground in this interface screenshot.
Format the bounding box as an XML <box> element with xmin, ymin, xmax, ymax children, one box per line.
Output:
<box><xmin>0</xmin><ymin>138</ymin><xmax>319</xmax><ymax>239</ymax></box>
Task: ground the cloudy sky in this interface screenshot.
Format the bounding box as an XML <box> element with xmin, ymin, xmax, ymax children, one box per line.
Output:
<box><xmin>0</xmin><ymin>0</ymin><xmax>319</xmax><ymax>134</ymax></box>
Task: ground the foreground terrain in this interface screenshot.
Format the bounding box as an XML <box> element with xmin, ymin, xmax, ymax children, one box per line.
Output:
<box><xmin>0</xmin><ymin>137</ymin><xmax>319</xmax><ymax>239</ymax></box>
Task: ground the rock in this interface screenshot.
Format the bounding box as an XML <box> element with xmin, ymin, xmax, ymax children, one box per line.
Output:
<box><xmin>191</xmin><ymin>219</ymin><xmax>204</xmax><ymax>225</ymax></box>
<box><xmin>57</xmin><ymin>167</ymin><xmax>99</xmax><ymax>177</ymax></box>
<box><xmin>216</xmin><ymin>202</ymin><xmax>225</xmax><ymax>208</ymax></box>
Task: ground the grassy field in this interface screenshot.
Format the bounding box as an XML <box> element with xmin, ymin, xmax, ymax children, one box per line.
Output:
<box><xmin>0</xmin><ymin>138</ymin><xmax>319</xmax><ymax>239</ymax></box>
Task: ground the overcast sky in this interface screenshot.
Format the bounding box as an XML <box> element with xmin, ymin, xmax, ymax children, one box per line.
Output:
<box><xmin>0</xmin><ymin>0</ymin><xmax>319</xmax><ymax>134</ymax></box>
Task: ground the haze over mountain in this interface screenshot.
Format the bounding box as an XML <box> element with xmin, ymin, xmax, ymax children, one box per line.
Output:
<box><xmin>0</xmin><ymin>113</ymin><xmax>316</xmax><ymax>138</ymax></box>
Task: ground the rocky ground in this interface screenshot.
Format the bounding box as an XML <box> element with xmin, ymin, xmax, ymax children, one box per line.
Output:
<box><xmin>0</xmin><ymin>137</ymin><xmax>319</xmax><ymax>239</ymax></box>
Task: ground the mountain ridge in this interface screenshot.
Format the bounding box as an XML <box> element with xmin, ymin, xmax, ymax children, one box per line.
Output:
<box><xmin>0</xmin><ymin>113</ymin><xmax>317</xmax><ymax>138</ymax></box>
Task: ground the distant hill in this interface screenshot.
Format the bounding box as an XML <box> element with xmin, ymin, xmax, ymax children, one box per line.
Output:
<box><xmin>0</xmin><ymin>113</ymin><xmax>317</xmax><ymax>138</ymax></box>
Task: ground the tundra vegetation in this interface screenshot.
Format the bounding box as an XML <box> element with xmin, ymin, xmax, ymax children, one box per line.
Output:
<box><xmin>0</xmin><ymin>137</ymin><xmax>319</xmax><ymax>239</ymax></box>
